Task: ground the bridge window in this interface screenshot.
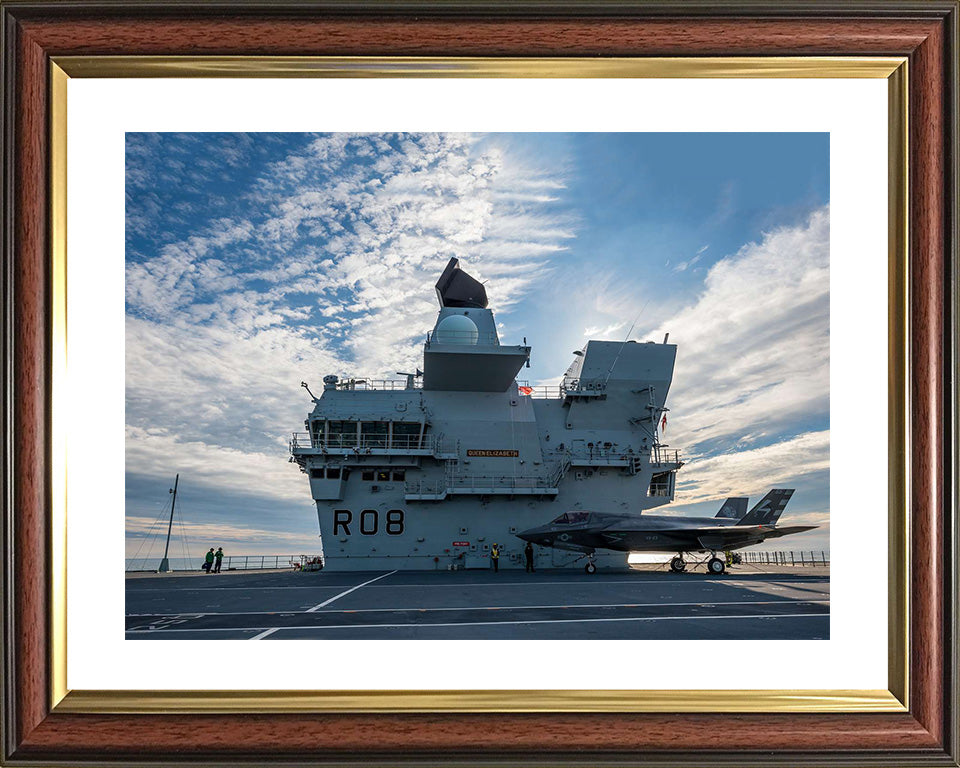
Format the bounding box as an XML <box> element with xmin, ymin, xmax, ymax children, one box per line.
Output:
<box><xmin>376</xmin><ymin>470</ymin><xmax>391</xmax><ymax>482</ymax></box>
<box><xmin>326</xmin><ymin>468</ymin><xmax>341</xmax><ymax>480</ymax></box>
<box><xmin>327</xmin><ymin>421</ymin><xmax>357</xmax><ymax>448</ymax></box>
<box><xmin>392</xmin><ymin>470</ymin><xmax>406</xmax><ymax>481</ymax></box>
<box><xmin>361</xmin><ymin>470</ymin><xmax>375</xmax><ymax>481</ymax></box>
<box><xmin>649</xmin><ymin>471</ymin><xmax>674</xmax><ymax>497</ymax></box>
<box><xmin>392</xmin><ymin>422</ymin><xmax>422</xmax><ymax>449</ymax></box>
<box><xmin>361</xmin><ymin>421</ymin><xmax>388</xmax><ymax>448</ymax></box>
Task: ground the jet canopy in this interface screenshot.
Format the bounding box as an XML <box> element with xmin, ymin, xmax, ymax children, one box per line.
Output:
<box><xmin>551</xmin><ymin>511</ymin><xmax>592</xmax><ymax>525</ymax></box>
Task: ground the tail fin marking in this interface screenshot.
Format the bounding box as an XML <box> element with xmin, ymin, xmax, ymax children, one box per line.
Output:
<box><xmin>714</xmin><ymin>497</ymin><xmax>749</xmax><ymax>520</ymax></box>
<box><xmin>736</xmin><ymin>489</ymin><xmax>795</xmax><ymax>526</ymax></box>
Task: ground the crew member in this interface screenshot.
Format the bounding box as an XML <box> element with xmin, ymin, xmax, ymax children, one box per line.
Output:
<box><xmin>524</xmin><ymin>541</ymin><xmax>535</xmax><ymax>573</ymax></box>
<box><xmin>491</xmin><ymin>543</ymin><xmax>500</xmax><ymax>572</ymax></box>
<box><xmin>214</xmin><ymin>547</ymin><xmax>224</xmax><ymax>573</ymax></box>
<box><xmin>203</xmin><ymin>548</ymin><xmax>215</xmax><ymax>573</ymax></box>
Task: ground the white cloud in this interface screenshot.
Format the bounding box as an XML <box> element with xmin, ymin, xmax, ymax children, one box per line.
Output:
<box><xmin>651</xmin><ymin>206</ymin><xmax>829</xmax><ymax>452</ymax></box>
<box><xmin>672</xmin><ymin>243</ymin><xmax>709</xmax><ymax>273</ymax></box>
<box><xmin>125</xmin><ymin>425</ymin><xmax>306</xmax><ymax>502</ymax></box>
<box><xmin>125</xmin><ymin>515</ymin><xmax>317</xmax><ymax>552</ymax></box>
<box><xmin>671</xmin><ymin>430</ymin><xmax>829</xmax><ymax>506</ymax></box>
<box><xmin>647</xmin><ymin>206</ymin><xmax>829</xmax><ymax>507</ymax></box>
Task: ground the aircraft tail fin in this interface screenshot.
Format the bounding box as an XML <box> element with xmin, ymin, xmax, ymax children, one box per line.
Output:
<box><xmin>736</xmin><ymin>489</ymin><xmax>795</xmax><ymax>526</ymax></box>
<box><xmin>714</xmin><ymin>497</ymin><xmax>749</xmax><ymax>520</ymax></box>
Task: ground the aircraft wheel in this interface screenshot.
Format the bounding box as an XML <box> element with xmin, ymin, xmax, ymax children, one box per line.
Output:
<box><xmin>670</xmin><ymin>556</ymin><xmax>686</xmax><ymax>573</ymax></box>
<box><xmin>708</xmin><ymin>557</ymin><xmax>726</xmax><ymax>575</ymax></box>
<box><xmin>585</xmin><ymin>562</ymin><xmax>597</xmax><ymax>574</ymax></box>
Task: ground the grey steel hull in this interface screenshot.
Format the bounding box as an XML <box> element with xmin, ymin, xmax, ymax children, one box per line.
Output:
<box><xmin>315</xmin><ymin>491</ymin><xmax>631</xmax><ymax>571</ymax></box>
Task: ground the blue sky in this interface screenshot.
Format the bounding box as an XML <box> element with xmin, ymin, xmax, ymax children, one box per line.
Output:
<box><xmin>125</xmin><ymin>132</ymin><xmax>829</xmax><ymax>561</ymax></box>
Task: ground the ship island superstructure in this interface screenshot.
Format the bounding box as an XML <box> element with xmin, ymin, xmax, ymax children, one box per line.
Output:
<box><xmin>290</xmin><ymin>258</ymin><xmax>683</xmax><ymax>570</ymax></box>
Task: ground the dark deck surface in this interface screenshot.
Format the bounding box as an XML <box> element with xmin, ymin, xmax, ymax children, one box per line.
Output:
<box><xmin>125</xmin><ymin>566</ymin><xmax>829</xmax><ymax>640</ymax></box>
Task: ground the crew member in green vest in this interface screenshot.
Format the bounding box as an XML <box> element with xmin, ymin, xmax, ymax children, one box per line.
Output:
<box><xmin>491</xmin><ymin>543</ymin><xmax>500</xmax><ymax>572</ymax></box>
<box><xmin>203</xmin><ymin>548</ymin><xmax>215</xmax><ymax>573</ymax></box>
<box><xmin>214</xmin><ymin>547</ymin><xmax>224</xmax><ymax>573</ymax></box>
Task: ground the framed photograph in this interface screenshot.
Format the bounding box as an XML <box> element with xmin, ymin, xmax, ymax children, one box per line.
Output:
<box><xmin>2</xmin><ymin>2</ymin><xmax>957</xmax><ymax>766</ymax></box>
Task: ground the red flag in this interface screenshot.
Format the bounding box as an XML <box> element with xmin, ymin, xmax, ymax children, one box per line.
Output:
<box><xmin>518</xmin><ymin>386</ymin><xmax>533</xmax><ymax>396</ymax></box>
<box><xmin>660</xmin><ymin>414</ymin><xmax>667</xmax><ymax>432</ymax></box>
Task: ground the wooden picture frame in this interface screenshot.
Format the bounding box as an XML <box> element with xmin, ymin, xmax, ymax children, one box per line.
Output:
<box><xmin>2</xmin><ymin>2</ymin><xmax>957</xmax><ymax>765</ymax></box>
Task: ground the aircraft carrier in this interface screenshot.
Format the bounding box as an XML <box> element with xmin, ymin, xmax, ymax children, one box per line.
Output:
<box><xmin>290</xmin><ymin>258</ymin><xmax>684</xmax><ymax>572</ymax></box>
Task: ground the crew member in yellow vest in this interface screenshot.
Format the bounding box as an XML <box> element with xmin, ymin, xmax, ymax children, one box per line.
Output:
<box><xmin>491</xmin><ymin>543</ymin><xmax>500</xmax><ymax>572</ymax></box>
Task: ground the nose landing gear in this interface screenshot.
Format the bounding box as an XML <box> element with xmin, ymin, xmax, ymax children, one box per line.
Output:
<box><xmin>670</xmin><ymin>555</ymin><xmax>686</xmax><ymax>573</ymax></box>
<box><xmin>584</xmin><ymin>554</ymin><xmax>597</xmax><ymax>574</ymax></box>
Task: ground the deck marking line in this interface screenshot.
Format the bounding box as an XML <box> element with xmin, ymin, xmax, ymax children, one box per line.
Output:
<box><xmin>126</xmin><ymin>599</ymin><xmax>830</xmax><ymax>620</ymax></box>
<box><xmin>250</xmin><ymin>627</ymin><xmax>279</xmax><ymax>641</ymax></box>
<box><xmin>127</xmin><ymin>576</ymin><xmax>826</xmax><ymax>594</ymax></box>
<box><xmin>305</xmin><ymin>570</ymin><xmax>398</xmax><ymax>612</ymax></box>
<box><xmin>127</xmin><ymin>612</ymin><xmax>828</xmax><ymax>635</ymax></box>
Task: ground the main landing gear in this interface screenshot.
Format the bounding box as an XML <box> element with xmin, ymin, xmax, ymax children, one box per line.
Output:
<box><xmin>584</xmin><ymin>554</ymin><xmax>597</xmax><ymax>574</ymax></box>
<box><xmin>670</xmin><ymin>552</ymin><xmax>727</xmax><ymax>574</ymax></box>
<box><xmin>707</xmin><ymin>555</ymin><xmax>726</xmax><ymax>575</ymax></box>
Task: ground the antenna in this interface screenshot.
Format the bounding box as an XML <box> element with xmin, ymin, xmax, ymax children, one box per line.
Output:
<box><xmin>396</xmin><ymin>370</ymin><xmax>423</xmax><ymax>390</ymax></box>
<box><xmin>158</xmin><ymin>474</ymin><xmax>178</xmax><ymax>573</ymax></box>
<box><xmin>301</xmin><ymin>381</ymin><xmax>319</xmax><ymax>401</ymax></box>
<box><xmin>603</xmin><ymin>300</ymin><xmax>651</xmax><ymax>385</ymax></box>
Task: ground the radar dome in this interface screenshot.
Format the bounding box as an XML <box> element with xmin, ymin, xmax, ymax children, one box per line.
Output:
<box><xmin>435</xmin><ymin>314</ymin><xmax>479</xmax><ymax>345</ymax></box>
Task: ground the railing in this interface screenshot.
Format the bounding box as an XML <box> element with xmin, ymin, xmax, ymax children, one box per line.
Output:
<box><xmin>334</xmin><ymin>378</ymin><xmax>421</xmax><ymax>391</ymax></box>
<box><xmin>291</xmin><ymin>432</ymin><xmax>456</xmax><ymax>455</ymax></box>
<box><xmin>321</xmin><ymin>433</ymin><xmax>426</xmax><ymax>451</ymax></box>
<box><xmin>125</xmin><ymin>554</ymin><xmax>322</xmax><ymax>573</ymax></box>
<box><xmin>554</xmin><ymin>444</ymin><xmax>680</xmax><ymax>470</ymax></box>
<box><xmin>561</xmin><ymin>377</ymin><xmax>609</xmax><ymax>395</ymax></box>
<box><xmin>406</xmin><ymin>473</ymin><xmax>558</xmax><ymax>496</ymax></box>
<box><xmin>563</xmin><ymin>444</ymin><xmax>627</xmax><ymax>459</ymax></box>
<box><xmin>315</xmin><ymin>377</ymin><xmax>600</xmax><ymax>399</ymax></box>
<box><xmin>740</xmin><ymin>550</ymin><xmax>830</xmax><ymax>566</ymax></box>
<box><xmin>515</xmin><ymin>379</ymin><xmax>610</xmax><ymax>399</ymax></box>
<box><xmin>650</xmin><ymin>447</ymin><xmax>682</xmax><ymax>466</ymax></box>
<box><xmin>425</xmin><ymin>329</ymin><xmax>500</xmax><ymax>346</ymax></box>
<box><xmin>220</xmin><ymin>554</ymin><xmax>309</xmax><ymax>571</ymax></box>
<box><xmin>448</xmin><ymin>474</ymin><xmax>556</xmax><ymax>490</ymax></box>
<box><xmin>524</xmin><ymin>386</ymin><xmax>564</xmax><ymax>399</ymax></box>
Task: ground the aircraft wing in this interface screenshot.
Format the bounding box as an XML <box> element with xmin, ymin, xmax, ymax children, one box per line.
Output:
<box><xmin>695</xmin><ymin>527</ymin><xmax>765</xmax><ymax>550</ymax></box>
<box><xmin>760</xmin><ymin>525</ymin><xmax>818</xmax><ymax>539</ymax></box>
<box><xmin>692</xmin><ymin>524</ymin><xmax>816</xmax><ymax>550</ymax></box>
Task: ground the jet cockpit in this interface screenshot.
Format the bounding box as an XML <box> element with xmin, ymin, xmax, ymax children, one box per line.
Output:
<box><xmin>551</xmin><ymin>511</ymin><xmax>592</xmax><ymax>526</ymax></box>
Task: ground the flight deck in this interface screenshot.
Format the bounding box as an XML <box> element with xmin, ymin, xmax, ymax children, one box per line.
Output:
<box><xmin>125</xmin><ymin>565</ymin><xmax>829</xmax><ymax>640</ymax></box>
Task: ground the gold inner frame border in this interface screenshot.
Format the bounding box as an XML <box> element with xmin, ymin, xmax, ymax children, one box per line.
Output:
<box><xmin>48</xmin><ymin>55</ymin><xmax>909</xmax><ymax>714</ymax></box>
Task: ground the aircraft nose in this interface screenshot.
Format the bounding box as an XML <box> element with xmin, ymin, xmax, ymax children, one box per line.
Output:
<box><xmin>517</xmin><ymin>526</ymin><xmax>547</xmax><ymax>543</ymax></box>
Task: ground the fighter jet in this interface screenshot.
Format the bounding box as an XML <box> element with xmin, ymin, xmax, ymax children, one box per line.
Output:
<box><xmin>516</xmin><ymin>489</ymin><xmax>816</xmax><ymax>574</ymax></box>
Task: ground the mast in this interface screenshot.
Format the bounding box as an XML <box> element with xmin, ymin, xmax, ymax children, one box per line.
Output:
<box><xmin>158</xmin><ymin>474</ymin><xmax>179</xmax><ymax>573</ymax></box>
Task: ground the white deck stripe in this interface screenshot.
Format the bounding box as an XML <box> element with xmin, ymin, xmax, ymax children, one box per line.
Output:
<box><xmin>249</xmin><ymin>627</ymin><xmax>279</xmax><ymax>641</ymax></box>
<box><xmin>305</xmin><ymin>570</ymin><xmax>398</xmax><ymax>612</ymax></box>
<box><xmin>128</xmin><ymin>598</ymin><xmax>829</xmax><ymax>619</ymax></box>
<box><xmin>129</xmin><ymin>577</ymin><xmax>825</xmax><ymax>594</ymax></box>
<box><xmin>130</xmin><ymin>612</ymin><xmax>828</xmax><ymax>635</ymax></box>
